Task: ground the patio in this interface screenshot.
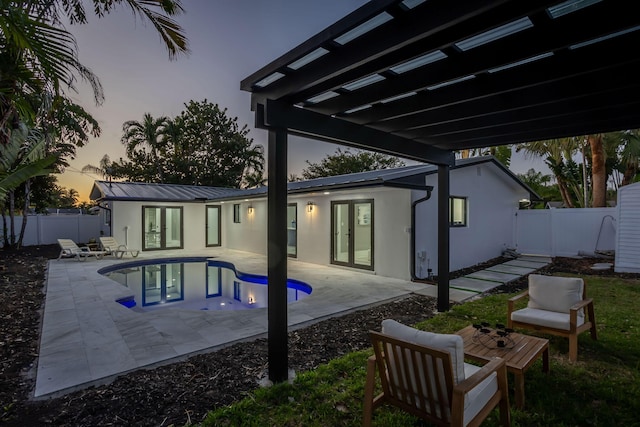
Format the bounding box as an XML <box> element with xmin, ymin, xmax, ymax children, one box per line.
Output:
<box><xmin>35</xmin><ymin>249</ymin><xmax>549</xmax><ymax>397</ymax></box>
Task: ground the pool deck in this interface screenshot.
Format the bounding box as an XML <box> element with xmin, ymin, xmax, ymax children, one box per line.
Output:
<box><xmin>35</xmin><ymin>248</ymin><xmax>550</xmax><ymax>398</ymax></box>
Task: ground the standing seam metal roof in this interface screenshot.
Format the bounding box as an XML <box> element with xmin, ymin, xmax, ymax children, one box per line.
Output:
<box><xmin>90</xmin><ymin>156</ymin><xmax>540</xmax><ymax>202</ymax></box>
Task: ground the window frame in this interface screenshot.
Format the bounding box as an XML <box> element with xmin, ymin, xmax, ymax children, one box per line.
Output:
<box><xmin>449</xmin><ymin>196</ymin><xmax>468</xmax><ymax>227</ymax></box>
<box><xmin>233</xmin><ymin>203</ymin><xmax>241</xmax><ymax>223</ymax></box>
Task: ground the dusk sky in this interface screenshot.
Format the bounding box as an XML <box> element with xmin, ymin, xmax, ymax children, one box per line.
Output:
<box><xmin>60</xmin><ymin>0</ymin><xmax>543</xmax><ymax>201</ymax></box>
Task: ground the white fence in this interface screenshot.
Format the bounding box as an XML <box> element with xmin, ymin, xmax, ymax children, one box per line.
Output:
<box><xmin>1</xmin><ymin>215</ymin><xmax>103</xmax><ymax>246</ymax></box>
<box><xmin>514</xmin><ymin>208</ymin><xmax>617</xmax><ymax>257</ymax></box>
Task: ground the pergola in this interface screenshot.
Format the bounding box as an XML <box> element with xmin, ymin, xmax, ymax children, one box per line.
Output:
<box><xmin>241</xmin><ymin>0</ymin><xmax>640</xmax><ymax>382</ymax></box>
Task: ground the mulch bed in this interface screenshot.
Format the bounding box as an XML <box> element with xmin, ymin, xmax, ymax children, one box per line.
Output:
<box><xmin>0</xmin><ymin>245</ymin><xmax>637</xmax><ymax>426</ymax></box>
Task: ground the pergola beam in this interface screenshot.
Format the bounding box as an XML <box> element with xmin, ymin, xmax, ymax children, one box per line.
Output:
<box><xmin>259</xmin><ymin>99</ymin><xmax>454</xmax><ymax>166</ymax></box>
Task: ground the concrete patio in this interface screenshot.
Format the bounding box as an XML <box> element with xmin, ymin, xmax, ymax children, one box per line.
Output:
<box><xmin>35</xmin><ymin>249</ymin><xmax>550</xmax><ymax>398</ymax></box>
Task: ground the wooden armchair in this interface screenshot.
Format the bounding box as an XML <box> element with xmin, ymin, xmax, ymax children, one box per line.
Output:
<box><xmin>508</xmin><ymin>274</ymin><xmax>597</xmax><ymax>362</ymax></box>
<box><xmin>363</xmin><ymin>320</ymin><xmax>510</xmax><ymax>427</ymax></box>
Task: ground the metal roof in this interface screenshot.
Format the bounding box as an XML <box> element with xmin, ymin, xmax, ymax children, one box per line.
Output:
<box><xmin>90</xmin><ymin>156</ymin><xmax>539</xmax><ymax>202</ymax></box>
<box><xmin>241</xmin><ymin>0</ymin><xmax>640</xmax><ymax>165</ymax></box>
<box><xmin>90</xmin><ymin>181</ymin><xmax>245</xmax><ymax>202</ymax></box>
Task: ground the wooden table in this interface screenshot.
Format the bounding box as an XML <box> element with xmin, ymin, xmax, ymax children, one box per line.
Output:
<box><xmin>457</xmin><ymin>325</ymin><xmax>549</xmax><ymax>409</ymax></box>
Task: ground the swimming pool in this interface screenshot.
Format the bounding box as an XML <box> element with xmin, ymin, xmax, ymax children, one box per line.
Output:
<box><xmin>98</xmin><ymin>257</ymin><xmax>312</xmax><ymax>312</ymax></box>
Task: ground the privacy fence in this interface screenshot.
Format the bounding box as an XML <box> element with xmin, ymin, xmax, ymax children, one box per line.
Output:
<box><xmin>1</xmin><ymin>215</ymin><xmax>102</xmax><ymax>247</ymax></box>
<box><xmin>514</xmin><ymin>208</ymin><xmax>617</xmax><ymax>257</ymax></box>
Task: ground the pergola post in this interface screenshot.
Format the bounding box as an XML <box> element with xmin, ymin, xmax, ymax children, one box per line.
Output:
<box><xmin>437</xmin><ymin>164</ymin><xmax>450</xmax><ymax>312</ymax></box>
<box><xmin>267</xmin><ymin>128</ymin><xmax>288</xmax><ymax>382</ymax></box>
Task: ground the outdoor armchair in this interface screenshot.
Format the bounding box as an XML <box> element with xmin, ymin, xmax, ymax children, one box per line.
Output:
<box><xmin>363</xmin><ymin>319</ymin><xmax>510</xmax><ymax>427</ymax></box>
<box><xmin>508</xmin><ymin>274</ymin><xmax>597</xmax><ymax>362</ymax></box>
<box><xmin>57</xmin><ymin>239</ymin><xmax>106</xmax><ymax>261</ymax></box>
<box><xmin>99</xmin><ymin>237</ymin><xmax>140</xmax><ymax>259</ymax></box>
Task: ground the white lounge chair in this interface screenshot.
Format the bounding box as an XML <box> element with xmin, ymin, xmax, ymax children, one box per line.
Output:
<box><xmin>100</xmin><ymin>237</ymin><xmax>140</xmax><ymax>259</ymax></box>
<box><xmin>57</xmin><ymin>239</ymin><xmax>106</xmax><ymax>261</ymax></box>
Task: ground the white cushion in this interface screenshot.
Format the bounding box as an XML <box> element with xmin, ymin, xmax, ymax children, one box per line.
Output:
<box><xmin>528</xmin><ymin>274</ymin><xmax>584</xmax><ymax>314</ymax></box>
<box><xmin>382</xmin><ymin>319</ymin><xmax>465</xmax><ymax>384</ymax></box>
<box><xmin>463</xmin><ymin>364</ymin><xmax>499</xmax><ymax>426</ymax></box>
<box><xmin>511</xmin><ymin>307</ymin><xmax>584</xmax><ymax>330</ymax></box>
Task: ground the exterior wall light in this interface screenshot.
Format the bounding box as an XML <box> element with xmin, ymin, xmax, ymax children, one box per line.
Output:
<box><xmin>248</xmin><ymin>205</ymin><xmax>254</xmax><ymax>214</ymax></box>
<box><xmin>307</xmin><ymin>202</ymin><xmax>315</xmax><ymax>213</ymax></box>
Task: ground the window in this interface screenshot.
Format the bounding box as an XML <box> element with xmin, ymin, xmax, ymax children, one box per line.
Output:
<box><xmin>449</xmin><ymin>197</ymin><xmax>467</xmax><ymax>227</ymax></box>
<box><xmin>233</xmin><ymin>204</ymin><xmax>241</xmax><ymax>223</ymax></box>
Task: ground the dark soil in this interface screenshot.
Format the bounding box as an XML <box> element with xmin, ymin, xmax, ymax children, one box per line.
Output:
<box><xmin>0</xmin><ymin>246</ymin><xmax>637</xmax><ymax>426</ymax></box>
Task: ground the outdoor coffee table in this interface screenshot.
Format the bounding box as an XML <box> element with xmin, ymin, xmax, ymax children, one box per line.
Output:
<box><xmin>457</xmin><ymin>325</ymin><xmax>549</xmax><ymax>409</ymax></box>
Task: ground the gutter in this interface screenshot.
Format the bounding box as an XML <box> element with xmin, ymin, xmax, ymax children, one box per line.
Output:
<box><xmin>410</xmin><ymin>189</ymin><xmax>433</xmax><ymax>281</ymax></box>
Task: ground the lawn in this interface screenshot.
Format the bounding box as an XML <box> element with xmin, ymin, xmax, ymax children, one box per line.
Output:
<box><xmin>201</xmin><ymin>275</ymin><xmax>640</xmax><ymax>426</ymax></box>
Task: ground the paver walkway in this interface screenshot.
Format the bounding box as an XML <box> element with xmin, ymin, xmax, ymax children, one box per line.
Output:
<box><xmin>36</xmin><ymin>250</ymin><xmax>550</xmax><ymax>398</ymax></box>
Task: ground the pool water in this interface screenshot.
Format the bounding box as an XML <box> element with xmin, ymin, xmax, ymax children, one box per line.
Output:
<box><xmin>98</xmin><ymin>257</ymin><xmax>312</xmax><ymax>312</ymax></box>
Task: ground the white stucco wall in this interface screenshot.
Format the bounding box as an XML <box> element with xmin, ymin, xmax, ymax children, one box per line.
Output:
<box><xmin>414</xmin><ymin>163</ymin><xmax>529</xmax><ymax>276</ymax></box>
<box><xmin>220</xmin><ymin>188</ymin><xmax>413</xmax><ymax>281</ymax></box>
<box><xmin>222</xmin><ymin>199</ymin><xmax>268</xmax><ymax>254</ymax></box>
<box><xmin>111</xmin><ymin>201</ymin><xmax>208</xmax><ymax>251</ymax></box>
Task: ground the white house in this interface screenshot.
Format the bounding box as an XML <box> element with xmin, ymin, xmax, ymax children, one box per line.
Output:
<box><xmin>89</xmin><ymin>156</ymin><xmax>538</xmax><ymax>281</ymax></box>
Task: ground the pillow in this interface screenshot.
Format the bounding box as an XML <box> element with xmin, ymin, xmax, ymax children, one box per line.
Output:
<box><xmin>382</xmin><ymin>319</ymin><xmax>465</xmax><ymax>384</ymax></box>
<box><xmin>528</xmin><ymin>274</ymin><xmax>584</xmax><ymax>314</ymax></box>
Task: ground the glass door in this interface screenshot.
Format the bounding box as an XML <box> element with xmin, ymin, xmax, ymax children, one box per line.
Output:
<box><xmin>143</xmin><ymin>206</ymin><xmax>184</xmax><ymax>250</ymax></box>
<box><xmin>331</xmin><ymin>200</ymin><xmax>373</xmax><ymax>270</ymax></box>
<box><xmin>206</xmin><ymin>205</ymin><xmax>221</xmax><ymax>247</ymax></box>
<box><xmin>287</xmin><ymin>204</ymin><xmax>297</xmax><ymax>257</ymax></box>
<box><xmin>144</xmin><ymin>207</ymin><xmax>162</xmax><ymax>249</ymax></box>
<box><xmin>354</xmin><ymin>201</ymin><xmax>373</xmax><ymax>268</ymax></box>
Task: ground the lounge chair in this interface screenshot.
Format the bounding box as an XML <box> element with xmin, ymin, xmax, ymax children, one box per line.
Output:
<box><xmin>57</xmin><ymin>239</ymin><xmax>106</xmax><ymax>261</ymax></box>
<box><xmin>99</xmin><ymin>236</ymin><xmax>140</xmax><ymax>259</ymax></box>
<box><xmin>508</xmin><ymin>274</ymin><xmax>597</xmax><ymax>362</ymax></box>
<box><xmin>363</xmin><ymin>319</ymin><xmax>510</xmax><ymax>427</ymax></box>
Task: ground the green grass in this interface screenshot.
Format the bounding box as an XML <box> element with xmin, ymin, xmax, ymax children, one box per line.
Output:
<box><xmin>201</xmin><ymin>275</ymin><xmax>640</xmax><ymax>426</ymax></box>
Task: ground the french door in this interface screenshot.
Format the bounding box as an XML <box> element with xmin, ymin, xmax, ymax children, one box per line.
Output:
<box><xmin>287</xmin><ymin>204</ymin><xmax>297</xmax><ymax>257</ymax></box>
<box><xmin>206</xmin><ymin>205</ymin><xmax>221</xmax><ymax>247</ymax></box>
<box><xmin>143</xmin><ymin>206</ymin><xmax>183</xmax><ymax>250</ymax></box>
<box><xmin>331</xmin><ymin>200</ymin><xmax>373</xmax><ymax>270</ymax></box>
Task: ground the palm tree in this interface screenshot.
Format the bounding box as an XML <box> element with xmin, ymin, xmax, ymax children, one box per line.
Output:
<box><xmin>82</xmin><ymin>154</ymin><xmax>115</xmax><ymax>181</ymax></box>
<box><xmin>588</xmin><ymin>134</ymin><xmax>607</xmax><ymax>207</ymax></box>
<box><xmin>516</xmin><ymin>138</ymin><xmax>581</xmax><ymax>208</ymax></box>
<box><xmin>605</xmin><ymin>130</ymin><xmax>640</xmax><ymax>188</ymax></box>
<box><xmin>122</xmin><ymin>113</ymin><xmax>169</xmax><ymax>183</ymax></box>
<box><xmin>0</xmin><ymin>123</ymin><xmax>57</xmax><ymax>248</ymax></box>
<box><xmin>0</xmin><ymin>0</ymin><xmax>188</xmax><ymax>205</ymax></box>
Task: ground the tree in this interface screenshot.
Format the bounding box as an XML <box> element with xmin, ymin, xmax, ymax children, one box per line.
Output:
<box><xmin>604</xmin><ymin>130</ymin><xmax>640</xmax><ymax>188</ymax></box>
<box><xmin>588</xmin><ymin>134</ymin><xmax>607</xmax><ymax>207</ymax></box>
<box><xmin>242</xmin><ymin>170</ymin><xmax>266</xmax><ymax>188</ymax></box>
<box><xmin>517</xmin><ymin>168</ymin><xmax>560</xmax><ymax>206</ymax></box>
<box><xmin>301</xmin><ymin>148</ymin><xmax>406</xmax><ymax>179</ymax></box>
<box><xmin>121</xmin><ymin>113</ymin><xmax>169</xmax><ymax>183</ymax></box>
<box><xmin>516</xmin><ymin>138</ymin><xmax>583</xmax><ymax>208</ymax></box>
<box><xmin>0</xmin><ymin>124</ymin><xmax>57</xmax><ymax>248</ymax></box>
<box><xmin>176</xmin><ymin>100</ymin><xmax>263</xmax><ymax>187</ymax></box>
<box><xmin>82</xmin><ymin>154</ymin><xmax>115</xmax><ymax>181</ymax></box>
<box><xmin>0</xmin><ymin>0</ymin><xmax>188</xmax><ymax>196</ymax></box>
<box><xmin>458</xmin><ymin>145</ymin><xmax>512</xmax><ymax>167</ymax></box>
<box><xmin>111</xmin><ymin>100</ymin><xmax>265</xmax><ymax>188</ymax></box>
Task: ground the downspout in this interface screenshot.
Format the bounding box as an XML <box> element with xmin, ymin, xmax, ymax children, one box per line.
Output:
<box><xmin>411</xmin><ymin>189</ymin><xmax>432</xmax><ymax>281</ymax></box>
